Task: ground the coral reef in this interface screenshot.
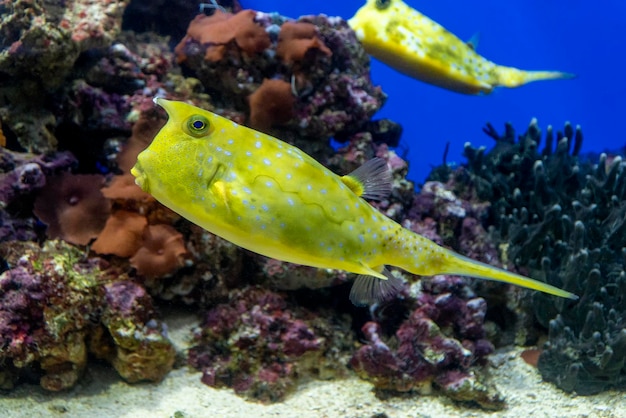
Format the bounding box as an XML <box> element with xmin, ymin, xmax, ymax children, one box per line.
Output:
<box><xmin>188</xmin><ymin>286</ymin><xmax>352</xmax><ymax>403</ymax></box>
<box><xmin>0</xmin><ymin>0</ymin><xmax>523</xmax><ymax>409</ymax></box>
<box><xmin>350</xmin><ymin>276</ymin><xmax>503</xmax><ymax>410</ymax></box>
<box><xmin>0</xmin><ymin>241</ymin><xmax>174</xmax><ymax>390</ymax></box>
<box><xmin>259</xmin><ymin>258</ymin><xmax>349</xmax><ymax>291</ymax></box>
<box><xmin>0</xmin><ymin>148</ymin><xmax>76</xmax><ymax>241</ymax></box>
<box><xmin>0</xmin><ymin>0</ymin><xmax>131</xmax><ymax>152</ymax></box>
<box><xmin>441</xmin><ymin>120</ymin><xmax>626</xmax><ymax>394</ymax></box>
<box><xmin>0</xmin><ymin>0</ymin><xmax>129</xmax><ymax>89</ymax></box>
<box><xmin>174</xmin><ymin>8</ymin><xmax>388</xmax><ymax>157</ymax></box>
<box><xmin>91</xmin><ymin>280</ymin><xmax>175</xmax><ymax>383</ymax></box>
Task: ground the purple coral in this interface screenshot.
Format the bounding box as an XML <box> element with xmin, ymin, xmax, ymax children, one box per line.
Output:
<box><xmin>0</xmin><ymin>265</ymin><xmax>47</xmax><ymax>365</ymax></box>
<box><xmin>0</xmin><ymin>149</ymin><xmax>77</xmax><ymax>241</ymax></box>
<box><xmin>0</xmin><ymin>149</ymin><xmax>76</xmax><ymax>207</ymax></box>
<box><xmin>0</xmin><ymin>241</ymin><xmax>175</xmax><ymax>391</ymax></box>
<box><xmin>350</xmin><ymin>278</ymin><xmax>502</xmax><ymax>409</ymax></box>
<box><xmin>188</xmin><ymin>286</ymin><xmax>346</xmax><ymax>403</ymax></box>
<box><xmin>95</xmin><ymin>280</ymin><xmax>175</xmax><ymax>383</ymax></box>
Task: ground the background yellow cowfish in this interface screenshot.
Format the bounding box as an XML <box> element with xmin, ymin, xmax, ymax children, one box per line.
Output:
<box><xmin>348</xmin><ymin>0</ymin><xmax>574</xmax><ymax>94</ymax></box>
<box><xmin>131</xmin><ymin>98</ymin><xmax>577</xmax><ymax>305</ymax></box>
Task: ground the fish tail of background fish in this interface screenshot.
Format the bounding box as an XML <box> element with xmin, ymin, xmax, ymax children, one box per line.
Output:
<box><xmin>495</xmin><ymin>65</ymin><xmax>576</xmax><ymax>89</ymax></box>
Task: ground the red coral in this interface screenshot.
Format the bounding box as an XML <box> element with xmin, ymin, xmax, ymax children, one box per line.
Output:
<box><xmin>91</xmin><ymin>210</ymin><xmax>148</xmax><ymax>257</ymax></box>
<box><xmin>174</xmin><ymin>10</ymin><xmax>270</xmax><ymax>63</ymax></box>
<box><xmin>130</xmin><ymin>224</ymin><xmax>188</xmax><ymax>279</ymax></box>
<box><xmin>33</xmin><ymin>173</ymin><xmax>111</xmax><ymax>245</ymax></box>
<box><xmin>276</xmin><ymin>21</ymin><xmax>332</xmax><ymax>65</ymax></box>
<box><xmin>247</xmin><ymin>78</ymin><xmax>295</xmax><ymax>131</ymax></box>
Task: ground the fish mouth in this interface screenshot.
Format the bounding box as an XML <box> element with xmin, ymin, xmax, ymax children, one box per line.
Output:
<box><xmin>130</xmin><ymin>160</ymin><xmax>149</xmax><ymax>193</ymax></box>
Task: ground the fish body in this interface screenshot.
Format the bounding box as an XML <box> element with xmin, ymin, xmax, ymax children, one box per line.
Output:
<box><xmin>348</xmin><ymin>0</ymin><xmax>573</xmax><ymax>94</ymax></box>
<box><xmin>131</xmin><ymin>99</ymin><xmax>577</xmax><ymax>304</ymax></box>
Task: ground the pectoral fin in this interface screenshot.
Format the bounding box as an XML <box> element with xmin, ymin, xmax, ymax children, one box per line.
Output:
<box><xmin>340</xmin><ymin>158</ymin><xmax>392</xmax><ymax>201</ymax></box>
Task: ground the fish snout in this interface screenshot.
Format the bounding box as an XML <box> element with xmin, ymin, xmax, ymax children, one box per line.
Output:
<box><xmin>130</xmin><ymin>160</ymin><xmax>149</xmax><ymax>193</ymax></box>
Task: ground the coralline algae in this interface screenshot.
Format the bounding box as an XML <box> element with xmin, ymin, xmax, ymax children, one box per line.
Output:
<box><xmin>0</xmin><ymin>241</ymin><xmax>174</xmax><ymax>390</ymax></box>
<box><xmin>188</xmin><ymin>286</ymin><xmax>352</xmax><ymax>403</ymax></box>
<box><xmin>351</xmin><ymin>276</ymin><xmax>503</xmax><ymax>410</ymax></box>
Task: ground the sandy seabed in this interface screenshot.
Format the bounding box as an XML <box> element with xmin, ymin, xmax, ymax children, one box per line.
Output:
<box><xmin>1</xmin><ymin>311</ymin><xmax>624</xmax><ymax>418</ymax></box>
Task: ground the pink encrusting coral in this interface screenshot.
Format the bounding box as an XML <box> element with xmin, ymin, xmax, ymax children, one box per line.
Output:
<box><xmin>187</xmin><ymin>286</ymin><xmax>351</xmax><ymax>403</ymax></box>
<box><xmin>350</xmin><ymin>276</ymin><xmax>503</xmax><ymax>409</ymax></box>
<box><xmin>0</xmin><ymin>241</ymin><xmax>175</xmax><ymax>391</ymax></box>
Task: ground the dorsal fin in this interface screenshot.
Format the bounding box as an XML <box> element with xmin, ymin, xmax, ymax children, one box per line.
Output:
<box><xmin>349</xmin><ymin>267</ymin><xmax>404</xmax><ymax>306</ymax></box>
<box><xmin>466</xmin><ymin>32</ymin><xmax>480</xmax><ymax>50</ymax></box>
<box><xmin>340</xmin><ymin>158</ymin><xmax>392</xmax><ymax>201</ymax></box>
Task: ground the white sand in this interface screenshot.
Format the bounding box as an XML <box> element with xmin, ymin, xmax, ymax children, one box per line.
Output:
<box><xmin>1</xmin><ymin>311</ymin><xmax>624</xmax><ymax>418</ymax></box>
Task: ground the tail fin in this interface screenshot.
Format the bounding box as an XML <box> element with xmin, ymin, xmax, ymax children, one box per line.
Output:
<box><xmin>440</xmin><ymin>250</ymin><xmax>578</xmax><ymax>300</ymax></box>
<box><xmin>497</xmin><ymin>66</ymin><xmax>575</xmax><ymax>89</ymax></box>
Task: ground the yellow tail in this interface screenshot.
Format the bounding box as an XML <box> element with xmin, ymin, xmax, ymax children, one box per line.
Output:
<box><xmin>439</xmin><ymin>249</ymin><xmax>578</xmax><ymax>299</ymax></box>
<box><xmin>497</xmin><ymin>66</ymin><xmax>575</xmax><ymax>88</ymax></box>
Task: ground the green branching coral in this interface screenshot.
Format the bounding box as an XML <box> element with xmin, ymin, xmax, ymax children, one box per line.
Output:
<box><xmin>446</xmin><ymin>119</ymin><xmax>626</xmax><ymax>394</ymax></box>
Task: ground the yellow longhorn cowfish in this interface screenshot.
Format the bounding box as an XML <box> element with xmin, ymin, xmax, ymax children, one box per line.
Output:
<box><xmin>348</xmin><ymin>0</ymin><xmax>574</xmax><ymax>94</ymax></box>
<box><xmin>131</xmin><ymin>98</ymin><xmax>578</xmax><ymax>305</ymax></box>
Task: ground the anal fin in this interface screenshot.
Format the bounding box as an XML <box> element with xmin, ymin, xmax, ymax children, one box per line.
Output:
<box><xmin>349</xmin><ymin>267</ymin><xmax>404</xmax><ymax>306</ymax></box>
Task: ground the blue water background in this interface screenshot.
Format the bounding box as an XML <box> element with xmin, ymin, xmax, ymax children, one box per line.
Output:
<box><xmin>245</xmin><ymin>0</ymin><xmax>626</xmax><ymax>184</ymax></box>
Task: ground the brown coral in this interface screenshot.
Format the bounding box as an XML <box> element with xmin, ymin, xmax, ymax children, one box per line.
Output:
<box><xmin>276</xmin><ymin>21</ymin><xmax>332</xmax><ymax>65</ymax></box>
<box><xmin>0</xmin><ymin>119</ymin><xmax>6</xmax><ymax>147</ymax></box>
<box><xmin>130</xmin><ymin>224</ymin><xmax>188</xmax><ymax>279</ymax></box>
<box><xmin>33</xmin><ymin>173</ymin><xmax>111</xmax><ymax>245</ymax></box>
<box><xmin>174</xmin><ymin>10</ymin><xmax>271</xmax><ymax>63</ymax></box>
<box><xmin>247</xmin><ymin>78</ymin><xmax>295</xmax><ymax>131</ymax></box>
<box><xmin>101</xmin><ymin>173</ymin><xmax>153</xmax><ymax>203</ymax></box>
<box><xmin>117</xmin><ymin>109</ymin><xmax>165</xmax><ymax>173</ymax></box>
<box><xmin>91</xmin><ymin>210</ymin><xmax>148</xmax><ymax>257</ymax></box>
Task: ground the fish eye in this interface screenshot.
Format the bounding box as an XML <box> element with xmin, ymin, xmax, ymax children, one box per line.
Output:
<box><xmin>375</xmin><ymin>0</ymin><xmax>391</xmax><ymax>10</ymax></box>
<box><xmin>185</xmin><ymin>115</ymin><xmax>211</xmax><ymax>137</ymax></box>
